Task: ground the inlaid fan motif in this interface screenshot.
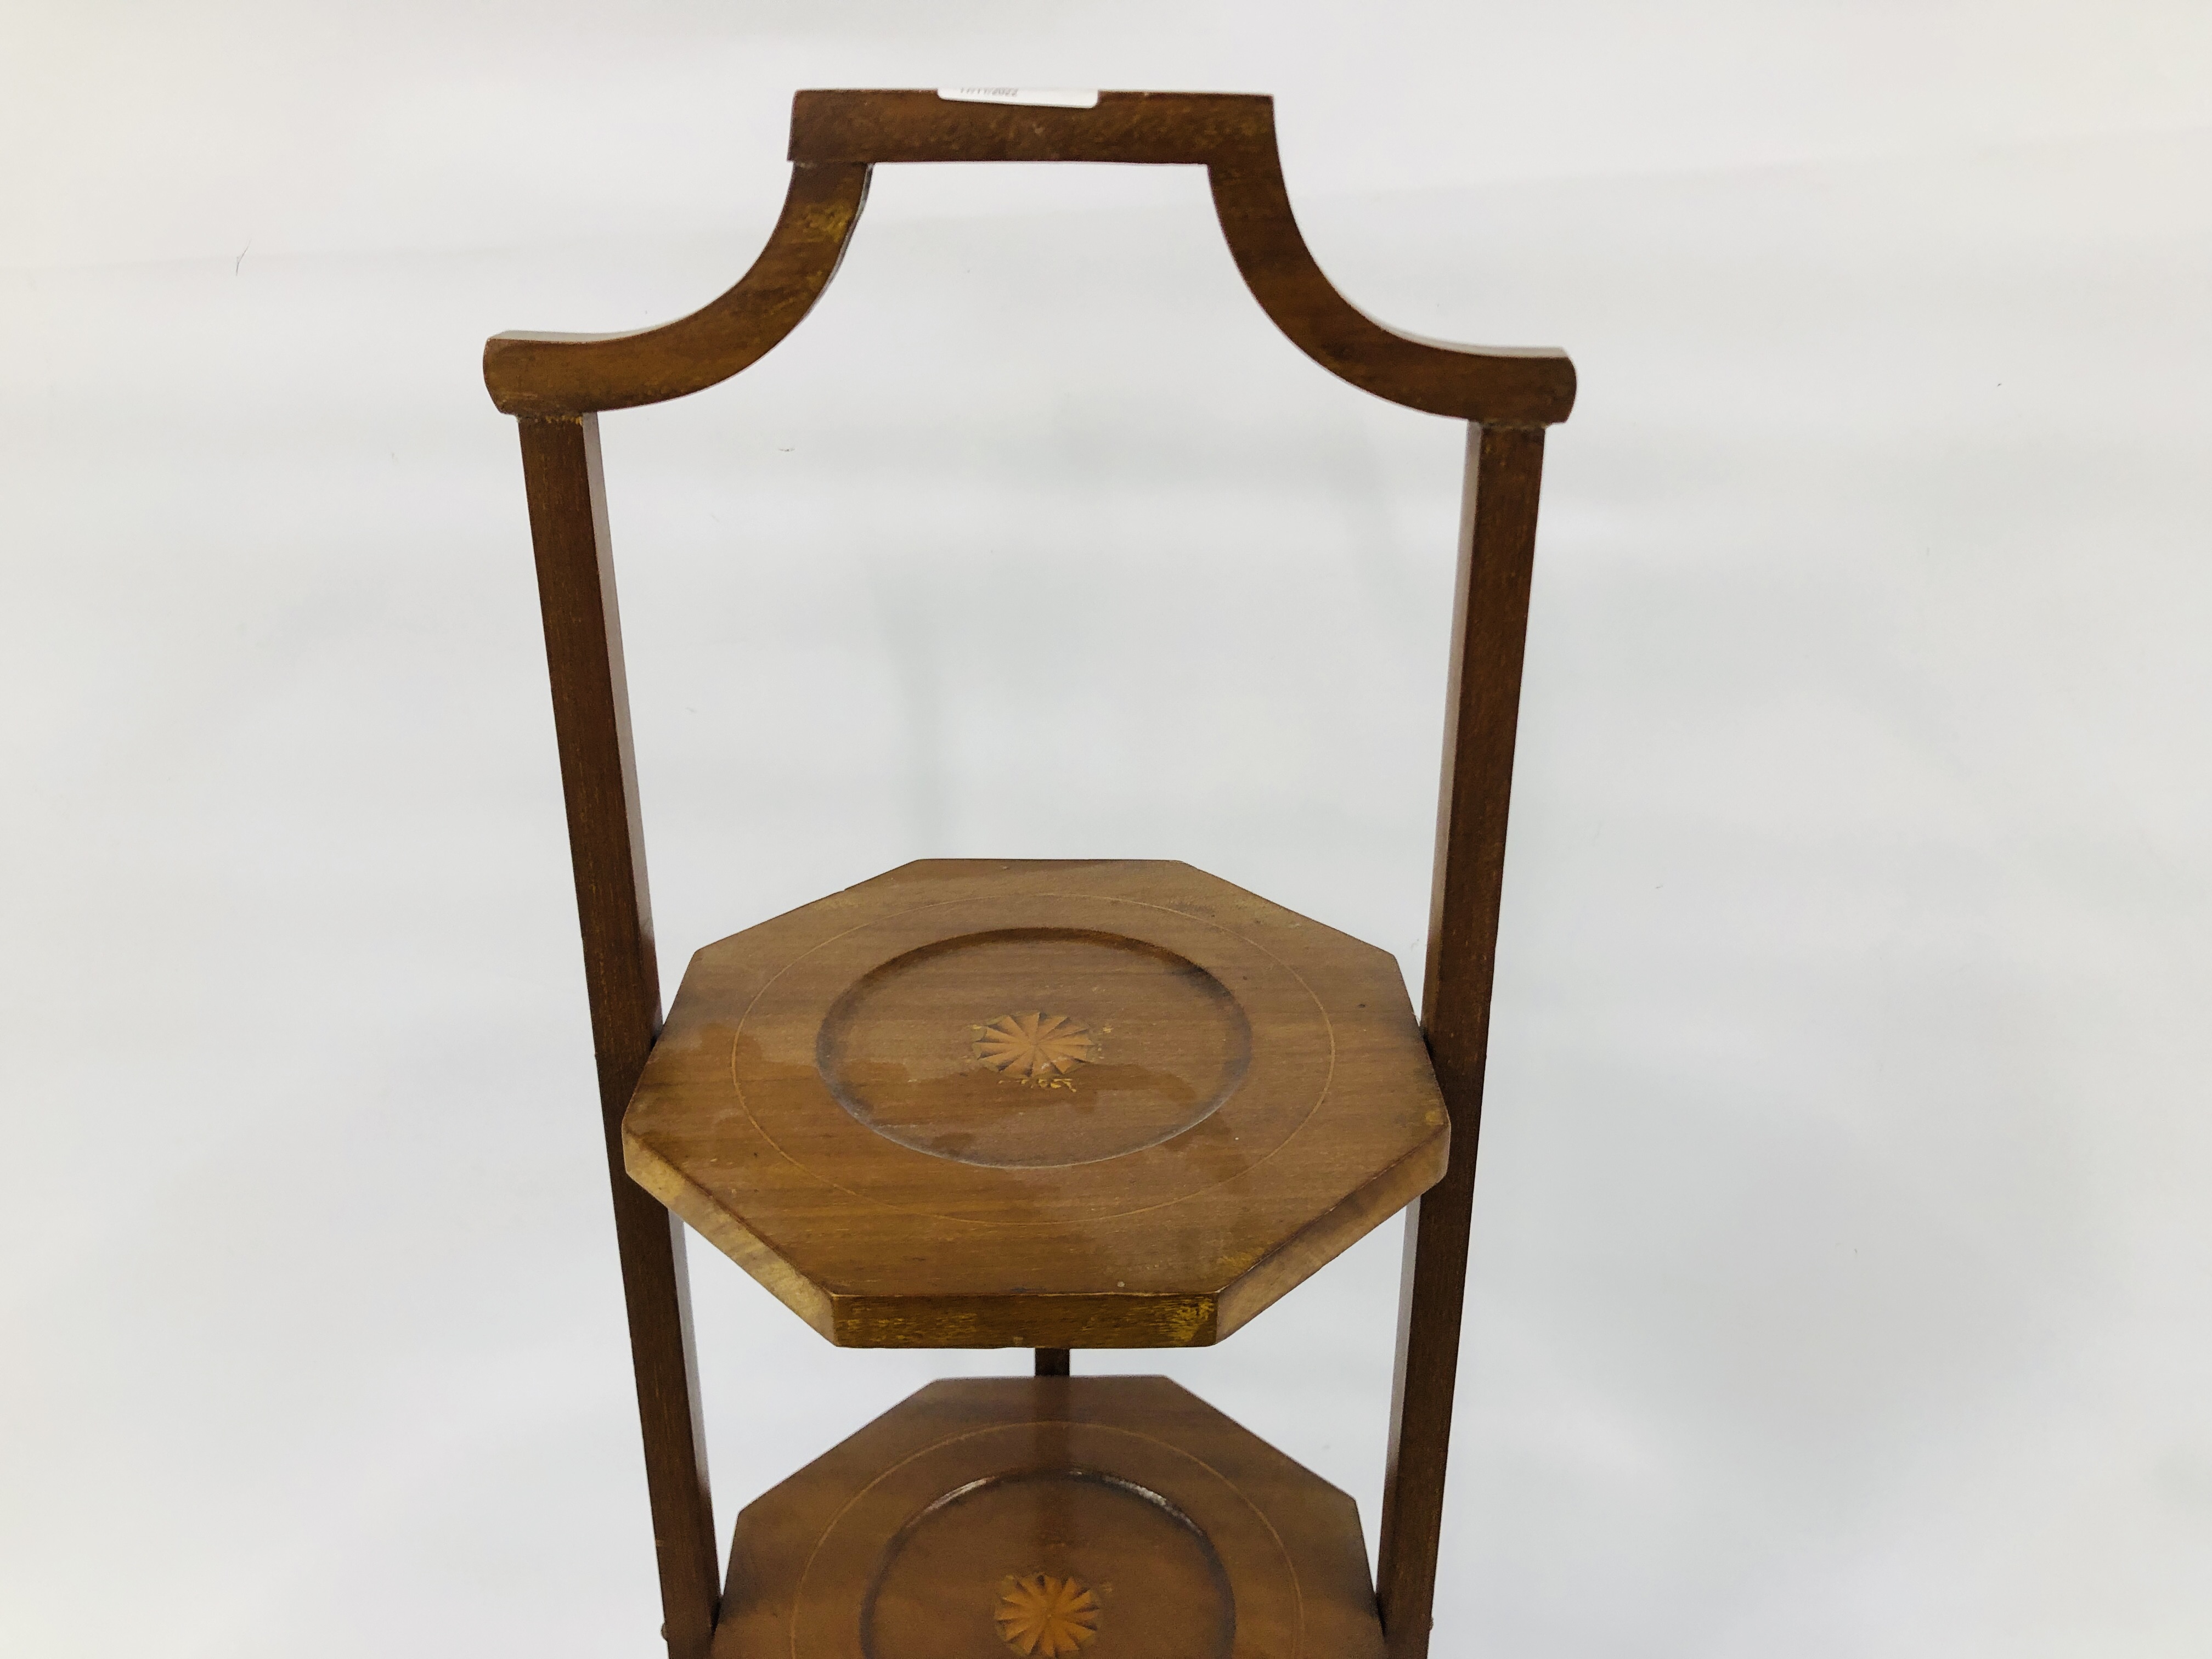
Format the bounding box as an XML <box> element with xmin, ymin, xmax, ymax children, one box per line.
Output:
<box><xmin>995</xmin><ymin>1572</ymin><xmax>1102</xmax><ymax>1656</ymax></box>
<box><xmin>972</xmin><ymin>1012</ymin><xmax>1099</xmax><ymax>1085</ymax></box>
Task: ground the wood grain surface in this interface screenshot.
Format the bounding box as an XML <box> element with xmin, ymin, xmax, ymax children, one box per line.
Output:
<box><xmin>516</xmin><ymin>415</ymin><xmax>720</xmax><ymax>1657</ymax></box>
<box><xmin>713</xmin><ymin>1376</ymin><xmax>1384</xmax><ymax>1659</ymax></box>
<box><xmin>624</xmin><ymin>860</ymin><xmax>1447</xmax><ymax>1348</ymax></box>
<box><xmin>1375</xmin><ymin>424</ymin><xmax>1551</xmax><ymax>1659</ymax></box>
<box><xmin>485</xmin><ymin>89</ymin><xmax>1573</xmax><ymax>425</ymax></box>
<box><xmin>486</xmin><ymin>162</ymin><xmax>867</xmax><ymax>419</ymax></box>
<box><xmin>489</xmin><ymin>86</ymin><xmax>1575</xmax><ymax>1659</ymax></box>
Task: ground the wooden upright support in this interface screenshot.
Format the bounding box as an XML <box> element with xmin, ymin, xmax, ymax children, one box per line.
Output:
<box><xmin>517</xmin><ymin>414</ymin><xmax>720</xmax><ymax>1658</ymax></box>
<box><xmin>1377</xmin><ymin>422</ymin><xmax>1550</xmax><ymax>1659</ymax></box>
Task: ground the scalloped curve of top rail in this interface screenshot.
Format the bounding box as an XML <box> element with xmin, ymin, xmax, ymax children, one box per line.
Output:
<box><xmin>483</xmin><ymin>89</ymin><xmax>1576</xmax><ymax>426</ymax></box>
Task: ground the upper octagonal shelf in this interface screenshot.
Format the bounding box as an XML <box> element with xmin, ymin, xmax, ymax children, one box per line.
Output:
<box><xmin>623</xmin><ymin>859</ymin><xmax>1447</xmax><ymax>1347</ymax></box>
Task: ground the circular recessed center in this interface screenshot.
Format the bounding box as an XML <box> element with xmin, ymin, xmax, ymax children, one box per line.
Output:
<box><xmin>862</xmin><ymin>1469</ymin><xmax>1233</xmax><ymax>1659</ymax></box>
<box><xmin>817</xmin><ymin>928</ymin><xmax>1251</xmax><ymax>1169</ymax></box>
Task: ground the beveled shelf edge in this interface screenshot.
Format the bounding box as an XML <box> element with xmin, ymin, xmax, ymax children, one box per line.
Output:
<box><xmin>627</xmin><ymin>1137</ymin><xmax>839</xmax><ymax>1341</ymax></box>
<box><xmin>1215</xmin><ymin>1119</ymin><xmax>1449</xmax><ymax>1342</ymax></box>
<box><xmin>628</xmin><ymin>1127</ymin><xmax>1224</xmax><ymax>1346</ymax></box>
<box><xmin>830</xmin><ymin>1291</ymin><xmax>1219</xmax><ymax>1349</ymax></box>
<box><xmin>624</xmin><ymin>1113</ymin><xmax>1449</xmax><ymax>1351</ymax></box>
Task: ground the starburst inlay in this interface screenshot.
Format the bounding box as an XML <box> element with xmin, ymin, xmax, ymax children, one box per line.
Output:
<box><xmin>995</xmin><ymin>1572</ymin><xmax>1101</xmax><ymax>1656</ymax></box>
<box><xmin>972</xmin><ymin>1012</ymin><xmax>1097</xmax><ymax>1081</ymax></box>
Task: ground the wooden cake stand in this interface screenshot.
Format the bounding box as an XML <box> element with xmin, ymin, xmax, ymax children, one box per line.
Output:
<box><xmin>486</xmin><ymin>88</ymin><xmax>1574</xmax><ymax>1659</ymax></box>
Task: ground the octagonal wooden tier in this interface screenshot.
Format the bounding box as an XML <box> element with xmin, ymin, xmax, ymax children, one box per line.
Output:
<box><xmin>623</xmin><ymin>860</ymin><xmax>1448</xmax><ymax>1348</ymax></box>
<box><xmin>713</xmin><ymin>1376</ymin><xmax>1384</xmax><ymax>1659</ymax></box>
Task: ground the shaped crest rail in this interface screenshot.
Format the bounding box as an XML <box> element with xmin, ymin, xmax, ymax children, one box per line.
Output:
<box><xmin>484</xmin><ymin>89</ymin><xmax>1576</xmax><ymax>425</ymax></box>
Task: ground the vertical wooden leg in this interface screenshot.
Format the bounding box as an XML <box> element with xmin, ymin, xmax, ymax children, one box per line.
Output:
<box><xmin>1034</xmin><ymin>1348</ymin><xmax>1073</xmax><ymax>1377</ymax></box>
<box><xmin>518</xmin><ymin>414</ymin><xmax>721</xmax><ymax>1659</ymax></box>
<box><xmin>1375</xmin><ymin>422</ymin><xmax>1549</xmax><ymax>1659</ymax></box>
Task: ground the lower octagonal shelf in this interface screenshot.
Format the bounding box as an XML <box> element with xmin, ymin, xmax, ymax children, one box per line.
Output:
<box><xmin>713</xmin><ymin>1376</ymin><xmax>1384</xmax><ymax>1659</ymax></box>
<box><xmin>624</xmin><ymin>860</ymin><xmax>1448</xmax><ymax>1347</ymax></box>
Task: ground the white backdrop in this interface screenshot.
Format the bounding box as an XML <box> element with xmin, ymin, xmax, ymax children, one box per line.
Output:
<box><xmin>4</xmin><ymin>4</ymin><xmax>2211</xmax><ymax>1656</ymax></box>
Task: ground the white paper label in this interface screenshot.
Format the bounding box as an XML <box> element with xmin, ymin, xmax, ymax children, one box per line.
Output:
<box><xmin>936</xmin><ymin>87</ymin><xmax>1100</xmax><ymax>110</ymax></box>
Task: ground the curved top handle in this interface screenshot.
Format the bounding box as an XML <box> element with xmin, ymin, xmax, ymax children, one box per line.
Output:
<box><xmin>484</xmin><ymin>90</ymin><xmax>1575</xmax><ymax>426</ymax></box>
<box><xmin>789</xmin><ymin>88</ymin><xmax>1282</xmax><ymax>166</ymax></box>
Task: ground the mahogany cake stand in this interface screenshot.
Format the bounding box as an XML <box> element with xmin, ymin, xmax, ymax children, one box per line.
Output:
<box><xmin>486</xmin><ymin>87</ymin><xmax>1573</xmax><ymax>1659</ymax></box>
